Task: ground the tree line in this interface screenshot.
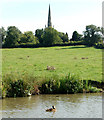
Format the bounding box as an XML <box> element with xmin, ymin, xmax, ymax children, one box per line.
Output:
<box><xmin>0</xmin><ymin>24</ymin><xmax>104</xmax><ymax>48</ymax></box>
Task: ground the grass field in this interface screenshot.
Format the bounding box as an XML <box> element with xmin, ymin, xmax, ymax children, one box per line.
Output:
<box><xmin>2</xmin><ymin>45</ymin><xmax>102</xmax><ymax>82</ymax></box>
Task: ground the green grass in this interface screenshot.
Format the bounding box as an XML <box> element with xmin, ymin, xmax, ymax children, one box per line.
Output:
<box><xmin>2</xmin><ymin>45</ymin><xmax>102</xmax><ymax>82</ymax></box>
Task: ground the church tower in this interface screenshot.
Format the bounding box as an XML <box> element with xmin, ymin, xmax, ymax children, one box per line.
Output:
<box><xmin>47</xmin><ymin>4</ymin><xmax>52</xmax><ymax>27</ymax></box>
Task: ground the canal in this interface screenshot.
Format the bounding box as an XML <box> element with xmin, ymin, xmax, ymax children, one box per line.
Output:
<box><xmin>0</xmin><ymin>93</ymin><xmax>102</xmax><ymax>118</ymax></box>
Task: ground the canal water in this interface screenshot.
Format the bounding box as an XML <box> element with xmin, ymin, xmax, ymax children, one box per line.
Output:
<box><xmin>0</xmin><ymin>93</ymin><xmax>102</xmax><ymax>118</ymax></box>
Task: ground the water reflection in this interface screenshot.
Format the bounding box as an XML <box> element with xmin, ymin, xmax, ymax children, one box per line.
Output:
<box><xmin>1</xmin><ymin>93</ymin><xmax>102</xmax><ymax>118</ymax></box>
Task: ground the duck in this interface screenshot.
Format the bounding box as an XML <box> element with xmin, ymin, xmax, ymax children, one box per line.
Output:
<box><xmin>46</xmin><ymin>106</ymin><xmax>56</xmax><ymax>112</ymax></box>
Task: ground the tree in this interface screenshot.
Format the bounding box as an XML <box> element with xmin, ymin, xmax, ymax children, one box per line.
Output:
<box><xmin>35</xmin><ymin>29</ymin><xmax>43</xmax><ymax>44</ymax></box>
<box><xmin>64</xmin><ymin>32</ymin><xmax>69</xmax><ymax>42</ymax></box>
<box><xmin>0</xmin><ymin>27</ymin><xmax>6</xmax><ymax>44</ymax></box>
<box><xmin>101</xmin><ymin>27</ymin><xmax>104</xmax><ymax>35</ymax></box>
<box><xmin>4</xmin><ymin>26</ymin><xmax>21</xmax><ymax>47</ymax></box>
<box><xmin>42</xmin><ymin>27</ymin><xmax>63</xmax><ymax>46</ymax></box>
<box><xmin>100</xmin><ymin>27</ymin><xmax>104</xmax><ymax>41</ymax></box>
<box><xmin>71</xmin><ymin>31</ymin><xmax>82</xmax><ymax>41</ymax></box>
<box><xmin>20</xmin><ymin>31</ymin><xmax>38</xmax><ymax>44</ymax></box>
<box><xmin>59</xmin><ymin>32</ymin><xmax>69</xmax><ymax>43</ymax></box>
<box><xmin>83</xmin><ymin>25</ymin><xmax>101</xmax><ymax>46</ymax></box>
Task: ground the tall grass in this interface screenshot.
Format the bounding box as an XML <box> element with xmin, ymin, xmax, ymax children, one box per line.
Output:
<box><xmin>2</xmin><ymin>73</ymin><xmax>38</xmax><ymax>97</ymax></box>
<box><xmin>2</xmin><ymin>72</ymin><xmax>102</xmax><ymax>98</ymax></box>
<box><xmin>40</xmin><ymin>73</ymin><xmax>83</xmax><ymax>94</ymax></box>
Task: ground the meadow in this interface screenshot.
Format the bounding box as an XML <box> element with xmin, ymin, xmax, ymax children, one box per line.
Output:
<box><xmin>2</xmin><ymin>45</ymin><xmax>102</xmax><ymax>82</ymax></box>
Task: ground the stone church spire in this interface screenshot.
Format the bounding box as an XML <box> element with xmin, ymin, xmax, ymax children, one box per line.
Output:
<box><xmin>48</xmin><ymin>4</ymin><xmax>52</xmax><ymax>27</ymax></box>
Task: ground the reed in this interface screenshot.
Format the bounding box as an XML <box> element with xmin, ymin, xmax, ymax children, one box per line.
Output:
<box><xmin>2</xmin><ymin>72</ymin><xmax>102</xmax><ymax>98</ymax></box>
<box><xmin>40</xmin><ymin>73</ymin><xmax>83</xmax><ymax>94</ymax></box>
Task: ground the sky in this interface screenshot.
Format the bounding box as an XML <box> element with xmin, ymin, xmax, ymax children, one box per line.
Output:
<box><xmin>0</xmin><ymin>0</ymin><xmax>103</xmax><ymax>38</ymax></box>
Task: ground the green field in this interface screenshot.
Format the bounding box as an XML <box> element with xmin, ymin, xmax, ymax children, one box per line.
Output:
<box><xmin>2</xmin><ymin>45</ymin><xmax>102</xmax><ymax>82</ymax></box>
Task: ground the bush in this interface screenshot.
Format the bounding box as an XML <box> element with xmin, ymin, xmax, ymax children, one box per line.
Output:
<box><xmin>6</xmin><ymin>79</ymin><xmax>29</xmax><ymax>97</ymax></box>
<box><xmin>2</xmin><ymin>73</ymin><xmax>35</xmax><ymax>97</ymax></box>
<box><xmin>42</xmin><ymin>27</ymin><xmax>63</xmax><ymax>46</ymax></box>
<box><xmin>88</xmin><ymin>86</ymin><xmax>101</xmax><ymax>93</ymax></box>
<box><xmin>94</xmin><ymin>42</ymin><xmax>104</xmax><ymax>49</ymax></box>
<box><xmin>39</xmin><ymin>75</ymin><xmax>61</xmax><ymax>94</ymax></box>
<box><xmin>2</xmin><ymin>73</ymin><xmax>102</xmax><ymax>98</ymax></box>
<box><xmin>4</xmin><ymin>26</ymin><xmax>21</xmax><ymax>47</ymax></box>
<box><xmin>40</xmin><ymin>73</ymin><xmax>83</xmax><ymax>94</ymax></box>
<box><xmin>59</xmin><ymin>74</ymin><xmax>83</xmax><ymax>93</ymax></box>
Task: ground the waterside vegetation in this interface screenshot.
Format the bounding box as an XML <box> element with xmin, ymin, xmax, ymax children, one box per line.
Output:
<box><xmin>1</xmin><ymin>46</ymin><xmax>103</xmax><ymax>98</ymax></box>
<box><xmin>1</xmin><ymin>23</ymin><xmax>104</xmax><ymax>98</ymax></box>
<box><xmin>2</xmin><ymin>72</ymin><xmax>103</xmax><ymax>98</ymax></box>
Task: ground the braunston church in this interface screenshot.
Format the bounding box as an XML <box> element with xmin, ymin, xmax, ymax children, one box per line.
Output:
<box><xmin>47</xmin><ymin>5</ymin><xmax>52</xmax><ymax>27</ymax></box>
<box><xmin>46</xmin><ymin>4</ymin><xmax>53</xmax><ymax>28</ymax></box>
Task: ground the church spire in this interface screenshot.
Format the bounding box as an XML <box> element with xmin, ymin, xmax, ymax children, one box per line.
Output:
<box><xmin>48</xmin><ymin>4</ymin><xmax>52</xmax><ymax>27</ymax></box>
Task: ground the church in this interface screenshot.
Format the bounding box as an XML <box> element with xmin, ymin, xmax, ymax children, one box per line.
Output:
<box><xmin>46</xmin><ymin>4</ymin><xmax>53</xmax><ymax>28</ymax></box>
<box><xmin>47</xmin><ymin>4</ymin><xmax>52</xmax><ymax>27</ymax></box>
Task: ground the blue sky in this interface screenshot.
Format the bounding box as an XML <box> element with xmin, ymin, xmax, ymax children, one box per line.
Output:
<box><xmin>0</xmin><ymin>0</ymin><xmax>103</xmax><ymax>38</ymax></box>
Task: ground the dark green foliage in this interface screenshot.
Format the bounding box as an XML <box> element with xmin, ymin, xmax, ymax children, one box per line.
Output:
<box><xmin>1</xmin><ymin>24</ymin><xmax>103</xmax><ymax>48</ymax></box>
<box><xmin>4</xmin><ymin>26</ymin><xmax>21</xmax><ymax>47</ymax></box>
<box><xmin>6</xmin><ymin>80</ymin><xmax>28</xmax><ymax>97</ymax></box>
<box><xmin>100</xmin><ymin>27</ymin><xmax>104</xmax><ymax>40</ymax></box>
<box><xmin>35</xmin><ymin>29</ymin><xmax>44</xmax><ymax>44</ymax></box>
<box><xmin>2</xmin><ymin>73</ymin><xmax>102</xmax><ymax>98</ymax></box>
<box><xmin>42</xmin><ymin>27</ymin><xmax>63</xmax><ymax>46</ymax></box>
<box><xmin>20</xmin><ymin>31</ymin><xmax>38</xmax><ymax>44</ymax></box>
<box><xmin>83</xmin><ymin>80</ymin><xmax>102</xmax><ymax>93</ymax></box>
<box><xmin>40</xmin><ymin>75</ymin><xmax>61</xmax><ymax>94</ymax></box>
<box><xmin>71</xmin><ymin>31</ymin><xmax>82</xmax><ymax>41</ymax></box>
<box><xmin>59</xmin><ymin>32</ymin><xmax>69</xmax><ymax>43</ymax></box>
<box><xmin>64</xmin><ymin>32</ymin><xmax>69</xmax><ymax>42</ymax></box>
<box><xmin>83</xmin><ymin>25</ymin><xmax>101</xmax><ymax>46</ymax></box>
<box><xmin>94</xmin><ymin>42</ymin><xmax>104</xmax><ymax>49</ymax></box>
<box><xmin>40</xmin><ymin>74</ymin><xmax>83</xmax><ymax>94</ymax></box>
<box><xmin>0</xmin><ymin>27</ymin><xmax>6</xmax><ymax>44</ymax></box>
<box><xmin>2</xmin><ymin>74</ymin><xmax>32</xmax><ymax>97</ymax></box>
<box><xmin>59</xmin><ymin>74</ymin><xmax>83</xmax><ymax>93</ymax></box>
<box><xmin>40</xmin><ymin>75</ymin><xmax>102</xmax><ymax>94</ymax></box>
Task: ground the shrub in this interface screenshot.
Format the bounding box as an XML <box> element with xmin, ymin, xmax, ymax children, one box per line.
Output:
<box><xmin>40</xmin><ymin>73</ymin><xmax>83</xmax><ymax>94</ymax></box>
<box><xmin>42</xmin><ymin>27</ymin><xmax>63</xmax><ymax>46</ymax></box>
<box><xmin>59</xmin><ymin>73</ymin><xmax>83</xmax><ymax>93</ymax></box>
<box><xmin>39</xmin><ymin>75</ymin><xmax>60</xmax><ymax>94</ymax></box>
<box><xmin>94</xmin><ymin>42</ymin><xmax>104</xmax><ymax>49</ymax></box>
<box><xmin>88</xmin><ymin>86</ymin><xmax>101</xmax><ymax>93</ymax></box>
<box><xmin>6</xmin><ymin>79</ymin><xmax>29</xmax><ymax>97</ymax></box>
<box><xmin>2</xmin><ymin>73</ymin><xmax>35</xmax><ymax>97</ymax></box>
<box><xmin>2</xmin><ymin>73</ymin><xmax>102</xmax><ymax>98</ymax></box>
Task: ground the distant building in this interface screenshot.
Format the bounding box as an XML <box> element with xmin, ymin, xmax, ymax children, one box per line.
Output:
<box><xmin>47</xmin><ymin>4</ymin><xmax>52</xmax><ymax>27</ymax></box>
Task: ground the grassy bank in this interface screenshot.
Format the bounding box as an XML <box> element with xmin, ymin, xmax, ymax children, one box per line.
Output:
<box><xmin>2</xmin><ymin>46</ymin><xmax>102</xmax><ymax>81</ymax></box>
<box><xmin>1</xmin><ymin>45</ymin><xmax>102</xmax><ymax>97</ymax></box>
